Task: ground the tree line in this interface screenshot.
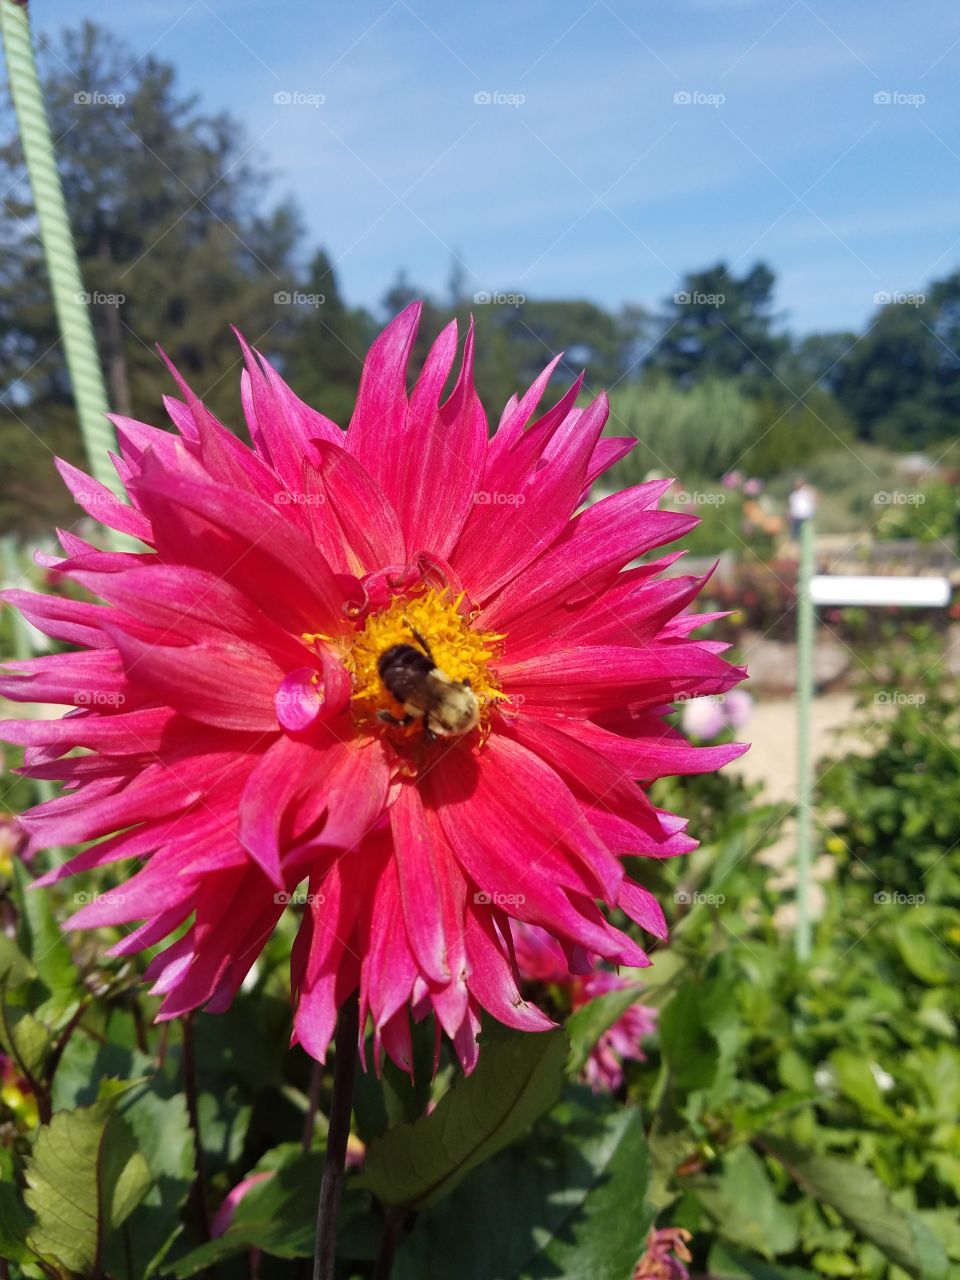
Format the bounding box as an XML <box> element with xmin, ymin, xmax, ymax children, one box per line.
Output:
<box><xmin>2</xmin><ymin>22</ymin><xmax>958</xmax><ymax>533</ymax></box>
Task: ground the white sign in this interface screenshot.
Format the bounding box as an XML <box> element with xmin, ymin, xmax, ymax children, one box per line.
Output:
<box><xmin>810</xmin><ymin>575</ymin><xmax>951</xmax><ymax>608</ymax></box>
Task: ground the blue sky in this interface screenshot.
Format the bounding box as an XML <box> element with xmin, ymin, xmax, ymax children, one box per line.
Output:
<box><xmin>32</xmin><ymin>0</ymin><xmax>960</xmax><ymax>333</ymax></box>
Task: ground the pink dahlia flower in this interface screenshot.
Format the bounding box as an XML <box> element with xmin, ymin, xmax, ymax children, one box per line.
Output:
<box><xmin>513</xmin><ymin>921</ymin><xmax>657</xmax><ymax>1091</ymax></box>
<box><xmin>0</xmin><ymin>304</ymin><xmax>745</xmax><ymax>1075</ymax></box>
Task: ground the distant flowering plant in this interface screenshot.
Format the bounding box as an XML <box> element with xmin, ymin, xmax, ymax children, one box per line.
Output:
<box><xmin>0</xmin><ymin>304</ymin><xmax>745</xmax><ymax>1075</ymax></box>
<box><xmin>513</xmin><ymin>921</ymin><xmax>657</xmax><ymax>1091</ymax></box>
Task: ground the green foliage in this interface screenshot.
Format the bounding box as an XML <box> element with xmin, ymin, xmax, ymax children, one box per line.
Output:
<box><xmin>24</xmin><ymin>1090</ymin><xmax>152</xmax><ymax>1274</ymax></box>
<box><xmin>606</xmin><ymin>376</ymin><xmax>760</xmax><ymax>484</ymax></box>
<box><xmin>362</xmin><ymin>1029</ymin><xmax>568</xmax><ymax>1209</ymax></box>
<box><xmin>392</xmin><ymin>1095</ymin><xmax>653</xmax><ymax>1280</ymax></box>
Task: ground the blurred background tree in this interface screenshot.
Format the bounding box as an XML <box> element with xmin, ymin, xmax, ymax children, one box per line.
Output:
<box><xmin>1</xmin><ymin>22</ymin><xmax>958</xmax><ymax>538</ymax></box>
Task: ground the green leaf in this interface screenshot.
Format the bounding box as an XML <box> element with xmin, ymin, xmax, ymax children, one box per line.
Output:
<box><xmin>23</xmin><ymin>1095</ymin><xmax>151</xmax><ymax>1274</ymax></box>
<box><xmin>393</xmin><ymin>1095</ymin><xmax>653</xmax><ymax>1280</ymax></box>
<box><xmin>362</xmin><ymin>1029</ymin><xmax>568</xmax><ymax>1209</ymax></box>
<box><xmin>695</xmin><ymin>1146</ymin><xmax>798</xmax><ymax>1259</ymax></box>
<box><xmin>707</xmin><ymin>1240</ymin><xmax>818</xmax><ymax>1278</ymax></box>
<box><xmin>893</xmin><ymin>920</ymin><xmax>957</xmax><ymax>986</ymax></box>
<box><xmin>0</xmin><ymin>933</ymin><xmax>36</xmax><ymax>988</ymax></box>
<box><xmin>566</xmin><ymin>984</ymin><xmax>648</xmax><ymax>1076</ymax></box>
<box><xmin>763</xmin><ymin>1140</ymin><xmax>949</xmax><ymax>1280</ymax></box>
<box><xmin>830</xmin><ymin>1049</ymin><xmax>890</xmax><ymax>1118</ymax></box>
<box><xmin>169</xmin><ymin>1144</ymin><xmax>325</xmax><ymax>1274</ymax></box>
<box><xmin>13</xmin><ymin>861</ymin><xmax>81</xmax><ymax>1017</ymax></box>
<box><xmin>0</xmin><ymin>1149</ymin><xmax>33</xmax><ymax>1266</ymax></box>
<box><xmin>0</xmin><ymin>992</ymin><xmax>51</xmax><ymax>1085</ymax></box>
<box><xmin>659</xmin><ymin>983</ymin><xmax>719</xmax><ymax>1093</ymax></box>
<box><xmin>103</xmin><ymin>1088</ymin><xmax>196</xmax><ymax>1279</ymax></box>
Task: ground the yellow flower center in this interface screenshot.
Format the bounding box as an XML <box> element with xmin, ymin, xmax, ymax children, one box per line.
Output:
<box><xmin>313</xmin><ymin>588</ymin><xmax>504</xmax><ymax>750</ymax></box>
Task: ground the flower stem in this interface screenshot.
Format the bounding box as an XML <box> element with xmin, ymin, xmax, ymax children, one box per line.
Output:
<box><xmin>313</xmin><ymin>990</ymin><xmax>360</xmax><ymax>1280</ymax></box>
<box><xmin>372</xmin><ymin>1207</ymin><xmax>406</xmax><ymax>1280</ymax></box>
<box><xmin>181</xmin><ymin>1012</ymin><xmax>210</xmax><ymax>1241</ymax></box>
<box><xmin>302</xmin><ymin>1058</ymin><xmax>324</xmax><ymax>1151</ymax></box>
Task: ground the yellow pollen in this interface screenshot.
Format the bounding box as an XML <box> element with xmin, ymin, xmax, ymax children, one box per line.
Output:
<box><xmin>334</xmin><ymin>588</ymin><xmax>504</xmax><ymax>745</ymax></box>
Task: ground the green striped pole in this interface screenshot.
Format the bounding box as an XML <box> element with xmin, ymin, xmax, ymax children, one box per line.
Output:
<box><xmin>795</xmin><ymin>517</ymin><xmax>815</xmax><ymax>961</ymax></box>
<box><xmin>1</xmin><ymin>0</ymin><xmax>117</xmax><ymax>490</ymax></box>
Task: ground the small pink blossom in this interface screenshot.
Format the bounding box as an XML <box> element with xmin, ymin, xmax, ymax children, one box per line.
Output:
<box><xmin>633</xmin><ymin>1225</ymin><xmax>693</xmax><ymax>1280</ymax></box>
<box><xmin>513</xmin><ymin>922</ymin><xmax>657</xmax><ymax>1091</ymax></box>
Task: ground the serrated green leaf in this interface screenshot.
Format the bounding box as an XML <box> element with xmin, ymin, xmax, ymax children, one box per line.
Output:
<box><xmin>393</xmin><ymin>1095</ymin><xmax>652</xmax><ymax>1280</ymax></box>
<box><xmin>763</xmin><ymin>1139</ymin><xmax>949</xmax><ymax>1280</ymax></box>
<box><xmin>103</xmin><ymin>1088</ymin><xmax>196</xmax><ymax>1279</ymax></box>
<box><xmin>24</xmin><ymin>1096</ymin><xmax>151</xmax><ymax>1274</ymax></box>
<box><xmin>566</xmin><ymin>983</ymin><xmax>648</xmax><ymax>1075</ymax></box>
<box><xmin>362</xmin><ymin>1029</ymin><xmax>568</xmax><ymax>1209</ymax></box>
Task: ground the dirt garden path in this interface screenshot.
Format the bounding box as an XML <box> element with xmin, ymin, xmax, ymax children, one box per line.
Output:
<box><xmin>727</xmin><ymin>692</ymin><xmax>863</xmax><ymax>803</ymax></box>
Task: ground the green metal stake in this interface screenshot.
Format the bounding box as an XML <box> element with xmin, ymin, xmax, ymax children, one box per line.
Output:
<box><xmin>794</xmin><ymin>517</ymin><xmax>815</xmax><ymax>961</ymax></box>
<box><xmin>1</xmin><ymin>0</ymin><xmax>117</xmax><ymax>491</ymax></box>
